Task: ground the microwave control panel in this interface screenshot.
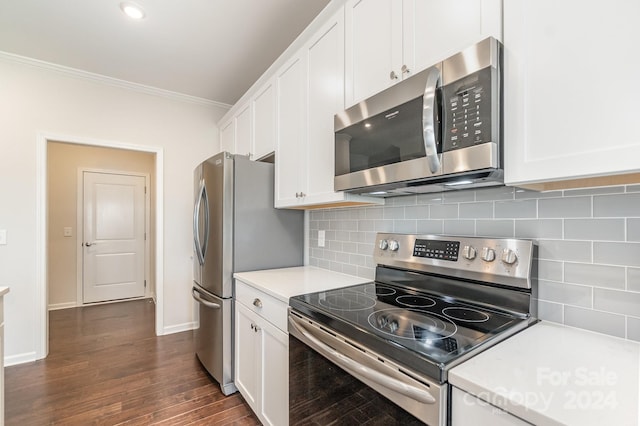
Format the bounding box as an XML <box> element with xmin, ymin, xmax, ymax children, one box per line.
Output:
<box><xmin>441</xmin><ymin>66</ymin><xmax>496</xmax><ymax>152</ymax></box>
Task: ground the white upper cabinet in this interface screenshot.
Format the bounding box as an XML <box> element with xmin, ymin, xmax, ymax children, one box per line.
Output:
<box><xmin>219</xmin><ymin>118</ymin><xmax>235</xmax><ymax>154</ymax></box>
<box><xmin>235</xmin><ymin>102</ymin><xmax>252</xmax><ymax>158</ymax></box>
<box><xmin>504</xmin><ymin>0</ymin><xmax>640</xmax><ymax>190</ymax></box>
<box><xmin>275</xmin><ymin>54</ymin><xmax>306</xmax><ymax>208</ymax></box>
<box><xmin>275</xmin><ymin>9</ymin><xmax>384</xmax><ymax>209</ymax></box>
<box><xmin>252</xmin><ymin>79</ymin><xmax>276</xmax><ymax>161</ymax></box>
<box><xmin>345</xmin><ymin>0</ymin><xmax>502</xmax><ymax>107</ymax></box>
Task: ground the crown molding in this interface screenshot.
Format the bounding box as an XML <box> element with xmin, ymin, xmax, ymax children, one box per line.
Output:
<box><xmin>0</xmin><ymin>50</ymin><xmax>232</xmax><ymax>109</ymax></box>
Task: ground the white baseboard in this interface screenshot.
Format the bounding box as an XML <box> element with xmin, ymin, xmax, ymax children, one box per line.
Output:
<box><xmin>162</xmin><ymin>321</ymin><xmax>197</xmax><ymax>336</ymax></box>
<box><xmin>5</xmin><ymin>351</ymin><xmax>39</xmax><ymax>367</ymax></box>
<box><xmin>48</xmin><ymin>302</ymin><xmax>77</xmax><ymax>311</ymax></box>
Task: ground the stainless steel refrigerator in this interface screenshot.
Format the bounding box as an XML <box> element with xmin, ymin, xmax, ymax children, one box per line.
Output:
<box><xmin>192</xmin><ymin>152</ymin><xmax>303</xmax><ymax>395</ymax></box>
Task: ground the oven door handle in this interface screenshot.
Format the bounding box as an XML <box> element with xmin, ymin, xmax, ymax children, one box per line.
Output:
<box><xmin>288</xmin><ymin>315</ymin><xmax>436</xmax><ymax>405</ymax></box>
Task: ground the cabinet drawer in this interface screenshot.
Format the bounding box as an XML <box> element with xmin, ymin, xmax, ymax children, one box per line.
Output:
<box><xmin>236</xmin><ymin>280</ymin><xmax>288</xmax><ymax>332</ymax></box>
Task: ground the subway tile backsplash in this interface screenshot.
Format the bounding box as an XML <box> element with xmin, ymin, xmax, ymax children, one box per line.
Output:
<box><xmin>308</xmin><ymin>185</ymin><xmax>640</xmax><ymax>342</ymax></box>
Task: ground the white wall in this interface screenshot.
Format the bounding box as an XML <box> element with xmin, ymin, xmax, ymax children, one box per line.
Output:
<box><xmin>0</xmin><ymin>57</ymin><xmax>227</xmax><ymax>364</ymax></box>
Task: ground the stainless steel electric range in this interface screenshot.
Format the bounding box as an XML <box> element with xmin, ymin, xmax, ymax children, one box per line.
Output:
<box><xmin>288</xmin><ymin>233</ymin><xmax>537</xmax><ymax>425</ymax></box>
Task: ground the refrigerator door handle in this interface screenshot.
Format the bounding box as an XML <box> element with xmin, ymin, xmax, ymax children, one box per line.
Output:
<box><xmin>192</xmin><ymin>287</ymin><xmax>221</xmax><ymax>310</ymax></box>
<box><xmin>193</xmin><ymin>179</ymin><xmax>208</xmax><ymax>266</ymax></box>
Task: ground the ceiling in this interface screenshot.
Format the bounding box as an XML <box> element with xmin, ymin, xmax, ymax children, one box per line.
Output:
<box><xmin>0</xmin><ymin>0</ymin><xmax>331</xmax><ymax>106</ymax></box>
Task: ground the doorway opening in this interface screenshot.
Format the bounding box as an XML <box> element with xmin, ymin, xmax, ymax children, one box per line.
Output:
<box><xmin>37</xmin><ymin>134</ymin><xmax>164</xmax><ymax>360</ymax></box>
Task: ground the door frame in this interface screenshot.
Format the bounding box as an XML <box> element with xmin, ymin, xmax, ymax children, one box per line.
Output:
<box><xmin>36</xmin><ymin>132</ymin><xmax>164</xmax><ymax>361</ymax></box>
<box><xmin>76</xmin><ymin>168</ymin><xmax>151</xmax><ymax>305</ymax></box>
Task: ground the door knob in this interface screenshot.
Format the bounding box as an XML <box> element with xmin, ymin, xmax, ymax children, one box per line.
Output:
<box><xmin>84</xmin><ymin>242</ymin><xmax>94</xmax><ymax>247</ymax></box>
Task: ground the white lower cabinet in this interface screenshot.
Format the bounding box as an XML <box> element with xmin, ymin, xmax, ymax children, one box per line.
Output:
<box><xmin>451</xmin><ymin>387</ymin><xmax>531</xmax><ymax>426</ymax></box>
<box><xmin>234</xmin><ymin>281</ymin><xmax>288</xmax><ymax>426</ymax></box>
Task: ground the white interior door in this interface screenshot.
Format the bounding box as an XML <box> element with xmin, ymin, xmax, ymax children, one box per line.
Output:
<box><xmin>82</xmin><ymin>172</ymin><xmax>146</xmax><ymax>304</ymax></box>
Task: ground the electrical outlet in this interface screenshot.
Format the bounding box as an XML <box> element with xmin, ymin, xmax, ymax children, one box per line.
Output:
<box><xmin>318</xmin><ymin>230</ymin><xmax>325</xmax><ymax>247</ymax></box>
<box><xmin>63</xmin><ymin>227</ymin><xmax>73</xmax><ymax>237</ymax></box>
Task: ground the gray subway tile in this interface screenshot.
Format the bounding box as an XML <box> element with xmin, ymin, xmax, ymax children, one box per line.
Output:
<box><xmin>476</xmin><ymin>186</ymin><xmax>515</xmax><ymax>201</ymax></box>
<box><xmin>325</xmin><ymin>230</ymin><xmax>336</xmax><ymax>241</ymax></box>
<box><xmin>335</xmin><ymin>230</ymin><xmax>351</xmax><ymax>242</ymax></box>
<box><xmin>443</xmin><ymin>220</ymin><xmax>475</xmax><ymax>236</ymax></box>
<box><xmin>416</xmin><ymin>220</ymin><xmax>444</xmax><ymax>235</ymax></box>
<box><xmin>350</xmin><ymin>231</ymin><xmax>367</xmax><ymax>243</ymax></box>
<box><xmin>318</xmin><ymin>220</ymin><xmax>330</xmax><ymax>230</ymax></box>
<box><xmin>536</xmin><ymin>300</ymin><xmax>563</xmax><ymax>323</ymax></box>
<box><xmin>366</xmin><ymin>207</ymin><xmax>384</xmax><ymax>219</ymax></box>
<box><xmin>593</xmin><ymin>193</ymin><xmax>640</xmax><ymax>217</ymax></box>
<box><xmin>564</xmin><ymin>263</ymin><xmax>626</xmax><ymax>290</ymax></box>
<box><xmin>310</xmin><ymin>220</ymin><xmax>319</xmax><ymax>230</ymax></box>
<box><xmin>342</xmin><ymin>242</ymin><xmax>358</xmax><ymax>254</ymax></box>
<box><xmin>383</xmin><ymin>206</ymin><xmax>405</xmax><ymax>220</ymax></box>
<box><xmin>564</xmin><ymin>219</ymin><xmax>625</xmax><ymax>241</ymax></box>
<box><xmin>459</xmin><ymin>202</ymin><xmax>494</xmax><ymax>219</ymax></box>
<box><xmin>627</xmin><ymin>185</ymin><xmax>640</xmax><ymax>193</ymax></box>
<box><xmin>335</xmin><ymin>209</ymin><xmax>351</xmax><ymax>220</ymax></box>
<box><xmin>358</xmin><ymin>242</ymin><xmax>375</xmax><ymax>255</ymax></box>
<box><xmin>537</xmin><ymin>260</ymin><xmax>563</xmax><ymax>281</ymax></box>
<box><xmin>538</xmin><ymin>280</ymin><xmax>593</xmax><ymax>308</ymax></box>
<box><xmin>514</xmin><ymin>189</ymin><xmax>563</xmax><ymax>199</ymax></box>
<box><xmin>388</xmin><ymin>194</ymin><xmax>417</xmax><ymax>206</ymax></box>
<box><xmin>310</xmin><ymin>210</ymin><xmax>324</xmax><ymax>221</ymax></box>
<box><xmin>357</xmin><ymin>266</ymin><xmax>376</xmax><ymax>280</ymax></box>
<box><xmin>594</xmin><ymin>242</ymin><xmax>640</xmax><ymax>267</ymax></box>
<box><xmin>443</xmin><ymin>190</ymin><xmax>476</xmax><ymax>203</ymax></box>
<box><xmin>628</xmin><ymin>268</ymin><xmax>640</xmax><ymax>292</ymax></box>
<box><xmin>430</xmin><ymin>204</ymin><xmax>458</xmax><ymax>219</ymax></box>
<box><xmin>334</xmin><ymin>251</ymin><xmax>350</xmax><ymax>263</ymax></box>
<box><xmin>594</xmin><ymin>288</ymin><xmax>640</xmax><ymax>316</ymax></box>
<box><xmin>341</xmin><ymin>263</ymin><xmax>359</xmax><ymax>277</ymax></box>
<box><xmin>323</xmin><ymin>250</ymin><xmax>336</xmax><ymax>261</ymax></box>
<box><xmin>563</xmin><ymin>186</ymin><xmax>625</xmax><ymax>196</ymax></box>
<box><xmin>374</xmin><ymin>220</ymin><xmax>394</xmax><ymax>232</ymax></box>
<box><xmin>355</xmin><ymin>208</ymin><xmax>368</xmax><ymax>220</ymax></box>
<box><xmin>394</xmin><ymin>220</ymin><xmax>417</xmax><ymax>234</ymax></box>
<box><xmin>309</xmin><ymin>257</ymin><xmax>319</xmax><ymax>267</ymax></box>
<box><xmin>317</xmin><ymin>259</ymin><xmax>330</xmax><ymax>269</ymax></box>
<box><xmin>324</xmin><ymin>210</ymin><xmax>337</xmax><ymax>220</ymax></box>
<box><xmin>539</xmin><ymin>197</ymin><xmax>591</xmax><ymax>218</ymax></box>
<box><xmin>628</xmin><ymin>218</ymin><xmax>640</xmax><ymax>242</ymax></box>
<box><xmin>310</xmin><ymin>248</ymin><xmax>323</xmax><ymax>258</ymax></box>
<box><xmin>329</xmin><ymin>262</ymin><xmax>343</xmax><ymax>273</ymax></box>
<box><xmin>349</xmin><ymin>254</ymin><xmax>367</xmax><ymax>266</ymax></box>
<box><xmin>404</xmin><ymin>205</ymin><xmax>430</xmax><ymax>220</ymax></box>
<box><xmin>628</xmin><ymin>317</ymin><xmax>640</xmax><ymax>342</ymax></box>
<box><xmin>476</xmin><ymin>220</ymin><xmax>514</xmax><ymax>238</ymax></box>
<box><xmin>538</xmin><ymin>240</ymin><xmax>592</xmax><ymax>262</ymax></box>
<box><xmin>564</xmin><ymin>306</ymin><xmax>626</xmax><ymax>338</ymax></box>
<box><xmin>514</xmin><ymin>219</ymin><xmax>563</xmax><ymax>239</ymax></box>
<box><xmin>495</xmin><ymin>199</ymin><xmax>537</xmax><ymax>218</ymax></box>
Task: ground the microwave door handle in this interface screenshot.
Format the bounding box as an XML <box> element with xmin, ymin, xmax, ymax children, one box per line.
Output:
<box><xmin>422</xmin><ymin>66</ymin><xmax>441</xmax><ymax>174</ymax></box>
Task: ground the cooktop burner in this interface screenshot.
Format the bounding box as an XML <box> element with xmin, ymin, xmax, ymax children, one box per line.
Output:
<box><xmin>368</xmin><ymin>308</ymin><xmax>457</xmax><ymax>341</ymax></box>
<box><xmin>396</xmin><ymin>295</ymin><xmax>436</xmax><ymax>308</ymax></box>
<box><xmin>318</xmin><ymin>290</ymin><xmax>376</xmax><ymax>311</ymax></box>
<box><xmin>364</xmin><ymin>285</ymin><xmax>396</xmax><ymax>296</ymax></box>
<box><xmin>443</xmin><ymin>307</ymin><xmax>490</xmax><ymax>323</ymax></box>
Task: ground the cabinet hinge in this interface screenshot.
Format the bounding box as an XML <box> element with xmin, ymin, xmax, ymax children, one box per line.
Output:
<box><xmin>144</xmin><ymin>232</ymin><xmax>147</xmax><ymax>241</ymax></box>
<box><xmin>144</xmin><ymin>280</ymin><xmax>147</xmax><ymax>288</ymax></box>
<box><xmin>144</xmin><ymin>186</ymin><xmax>147</xmax><ymax>194</ymax></box>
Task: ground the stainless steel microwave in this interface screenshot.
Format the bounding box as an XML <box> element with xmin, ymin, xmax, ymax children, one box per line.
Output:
<box><xmin>334</xmin><ymin>37</ymin><xmax>503</xmax><ymax>196</ymax></box>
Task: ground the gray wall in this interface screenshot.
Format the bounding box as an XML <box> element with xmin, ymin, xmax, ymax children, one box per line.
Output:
<box><xmin>308</xmin><ymin>185</ymin><xmax>640</xmax><ymax>342</ymax></box>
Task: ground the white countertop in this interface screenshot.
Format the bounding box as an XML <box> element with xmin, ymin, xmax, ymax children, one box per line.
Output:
<box><xmin>234</xmin><ymin>266</ymin><xmax>371</xmax><ymax>303</ymax></box>
<box><xmin>449</xmin><ymin>321</ymin><xmax>640</xmax><ymax>426</ymax></box>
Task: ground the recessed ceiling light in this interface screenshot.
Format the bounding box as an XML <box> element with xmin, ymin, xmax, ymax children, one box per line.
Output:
<box><xmin>120</xmin><ymin>2</ymin><xmax>146</xmax><ymax>20</ymax></box>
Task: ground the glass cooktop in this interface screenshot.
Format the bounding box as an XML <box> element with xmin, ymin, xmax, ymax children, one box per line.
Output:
<box><xmin>289</xmin><ymin>281</ymin><xmax>528</xmax><ymax>380</ymax></box>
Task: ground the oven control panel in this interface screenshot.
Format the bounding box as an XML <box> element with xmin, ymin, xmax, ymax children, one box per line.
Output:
<box><xmin>412</xmin><ymin>239</ymin><xmax>459</xmax><ymax>261</ymax></box>
<box><xmin>374</xmin><ymin>233</ymin><xmax>536</xmax><ymax>290</ymax></box>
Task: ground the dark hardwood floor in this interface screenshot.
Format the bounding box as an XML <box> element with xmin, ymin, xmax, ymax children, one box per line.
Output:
<box><xmin>5</xmin><ymin>299</ymin><xmax>260</xmax><ymax>425</ymax></box>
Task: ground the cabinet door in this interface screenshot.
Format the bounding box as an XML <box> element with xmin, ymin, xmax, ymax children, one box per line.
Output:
<box><xmin>219</xmin><ymin>119</ymin><xmax>235</xmax><ymax>154</ymax></box>
<box><xmin>275</xmin><ymin>55</ymin><xmax>306</xmax><ymax>207</ymax></box>
<box><xmin>234</xmin><ymin>302</ymin><xmax>259</xmax><ymax>410</ymax></box>
<box><xmin>504</xmin><ymin>0</ymin><xmax>640</xmax><ymax>188</ymax></box>
<box><xmin>305</xmin><ymin>11</ymin><xmax>345</xmax><ymax>200</ymax></box>
<box><xmin>345</xmin><ymin>0</ymin><xmax>401</xmax><ymax>106</ymax></box>
<box><xmin>451</xmin><ymin>387</ymin><xmax>530</xmax><ymax>426</ymax></box>
<box><xmin>404</xmin><ymin>0</ymin><xmax>502</xmax><ymax>74</ymax></box>
<box><xmin>252</xmin><ymin>80</ymin><xmax>276</xmax><ymax>161</ymax></box>
<box><xmin>259</xmin><ymin>320</ymin><xmax>289</xmax><ymax>426</ymax></box>
<box><xmin>235</xmin><ymin>102</ymin><xmax>252</xmax><ymax>158</ymax></box>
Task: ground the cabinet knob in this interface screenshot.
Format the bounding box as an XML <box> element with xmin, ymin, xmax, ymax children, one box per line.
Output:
<box><xmin>401</xmin><ymin>64</ymin><xmax>411</xmax><ymax>75</ymax></box>
<box><xmin>390</xmin><ymin>70</ymin><xmax>399</xmax><ymax>80</ymax></box>
<box><xmin>253</xmin><ymin>298</ymin><xmax>263</xmax><ymax>308</ymax></box>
